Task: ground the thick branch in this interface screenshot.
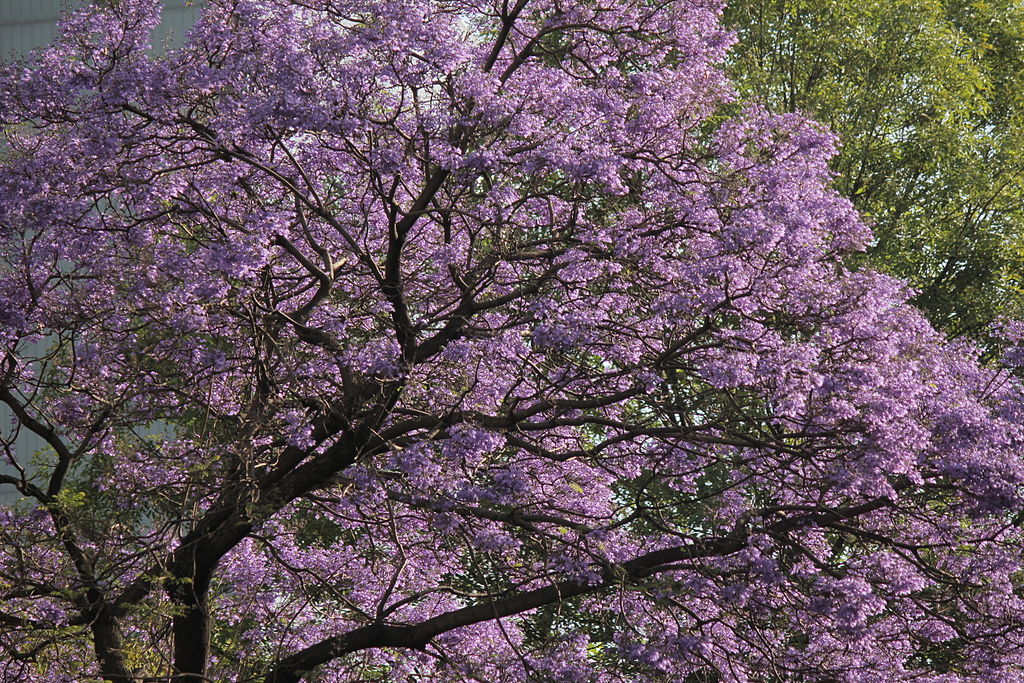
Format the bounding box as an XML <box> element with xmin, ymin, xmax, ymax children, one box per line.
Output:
<box><xmin>0</xmin><ymin>388</ymin><xmax>72</xmax><ymax>499</ymax></box>
<box><xmin>384</xmin><ymin>168</ymin><xmax>452</xmax><ymax>358</ymax></box>
<box><xmin>263</xmin><ymin>536</ymin><xmax>746</xmax><ymax>682</ymax></box>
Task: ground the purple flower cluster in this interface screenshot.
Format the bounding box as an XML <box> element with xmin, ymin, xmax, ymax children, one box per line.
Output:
<box><xmin>0</xmin><ymin>0</ymin><xmax>1023</xmax><ymax>681</ymax></box>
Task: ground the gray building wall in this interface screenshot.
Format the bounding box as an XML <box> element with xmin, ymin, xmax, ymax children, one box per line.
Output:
<box><xmin>0</xmin><ymin>0</ymin><xmax>71</xmax><ymax>56</ymax></box>
<box><xmin>0</xmin><ymin>0</ymin><xmax>198</xmax><ymax>58</ymax></box>
<box><xmin>0</xmin><ymin>0</ymin><xmax>199</xmax><ymax>502</ymax></box>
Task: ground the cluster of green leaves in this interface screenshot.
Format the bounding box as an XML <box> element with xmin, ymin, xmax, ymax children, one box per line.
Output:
<box><xmin>725</xmin><ymin>0</ymin><xmax>1024</xmax><ymax>344</ymax></box>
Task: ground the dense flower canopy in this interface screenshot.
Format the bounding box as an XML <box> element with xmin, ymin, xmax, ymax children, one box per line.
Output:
<box><xmin>2</xmin><ymin>0</ymin><xmax>1024</xmax><ymax>681</ymax></box>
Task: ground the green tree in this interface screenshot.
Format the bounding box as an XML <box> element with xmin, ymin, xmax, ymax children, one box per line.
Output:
<box><xmin>725</xmin><ymin>0</ymin><xmax>1024</xmax><ymax>341</ymax></box>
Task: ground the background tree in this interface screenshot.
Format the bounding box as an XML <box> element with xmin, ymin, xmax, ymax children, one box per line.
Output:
<box><xmin>2</xmin><ymin>0</ymin><xmax>1024</xmax><ymax>681</ymax></box>
<box><xmin>725</xmin><ymin>0</ymin><xmax>1024</xmax><ymax>340</ymax></box>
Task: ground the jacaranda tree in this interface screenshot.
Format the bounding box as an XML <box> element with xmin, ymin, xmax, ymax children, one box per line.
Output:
<box><xmin>2</xmin><ymin>0</ymin><xmax>1024</xmax><ymax>680</ymax></box>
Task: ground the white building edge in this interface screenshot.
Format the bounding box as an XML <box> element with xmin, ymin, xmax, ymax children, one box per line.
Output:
<box><xmin>0</xmin><ymin>1</ymin><xmax>199</xmax><ymax>503</ymax></box>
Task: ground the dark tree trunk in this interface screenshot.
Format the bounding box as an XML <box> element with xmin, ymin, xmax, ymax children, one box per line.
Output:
<box><xmin>92</xmin><ymin>606</ymin><xmax>135</xmax><ymax>683</ymax></box>
<box><xmin>171</xmin><ymin>571</ymin><xmax>212</xmax><ymax>682</ymax></box>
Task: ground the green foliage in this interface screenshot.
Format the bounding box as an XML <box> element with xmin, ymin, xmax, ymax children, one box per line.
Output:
<box><xmin>725</xmin><ymin>0</ymin><xmax>1024</xmax><ymax>342</ymax></box>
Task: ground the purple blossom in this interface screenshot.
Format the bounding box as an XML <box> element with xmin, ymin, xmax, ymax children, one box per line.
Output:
<box><xmin>0</xmin><ymin>0</ymin><xmax>1022</xmax><ymax>680</ymax></box>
